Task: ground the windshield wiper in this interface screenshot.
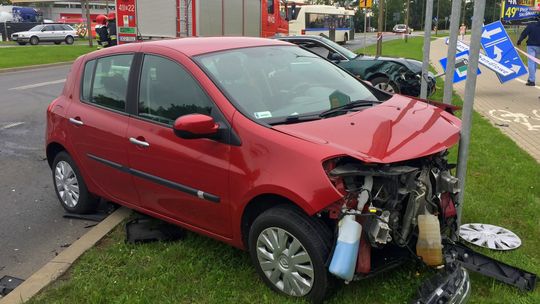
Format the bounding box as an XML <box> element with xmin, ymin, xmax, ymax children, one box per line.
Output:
<box><xmin>269</xmin><ymin>113</ymin><xmax>321</xmax><ymax>125</ymax></box>
<box><xmin>319</xmin><ymin>100</ymin><xmax>378</xmax><ymax>118</ymax></box>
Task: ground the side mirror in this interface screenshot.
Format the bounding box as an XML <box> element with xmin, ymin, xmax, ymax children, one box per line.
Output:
<box><xmin>173</xmin><ymin>114</ymin><xmax>219</xmax><ymax>140</ymax></box>
<box><xmin>329</xmin><ymin>52</ymin><xmax>344</xmax><ymax>62</ymax></box>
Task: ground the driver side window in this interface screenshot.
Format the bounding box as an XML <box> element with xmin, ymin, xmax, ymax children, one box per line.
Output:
<box><xmin>138</xmin><ymin>55</ymin><xmax>213</xmax><ymax>125</ymax></box>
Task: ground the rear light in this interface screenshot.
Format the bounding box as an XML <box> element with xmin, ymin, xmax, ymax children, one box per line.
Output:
<box><xmin>301</xmin><ymin>29</ymin><xmax>305</xmax><ymax>35</ymax></box>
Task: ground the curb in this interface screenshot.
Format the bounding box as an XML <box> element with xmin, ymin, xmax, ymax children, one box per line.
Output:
<box><xmin>0</xmin><ymin>62</ymin><xmax>73</xmax><ymax>74</ymax></box>
<box><xmin>0</xmin><ymin>207</ymin><xmax>132</xmax><ymax>304</ymax></box>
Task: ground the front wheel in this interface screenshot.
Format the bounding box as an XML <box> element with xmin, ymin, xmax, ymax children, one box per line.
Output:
<box><xmin>29</xmin><ymin>36</ymin><xmax>39</xmax><ymax>45</ymax></box>
<box><xmin>54</xmin><ymin>41</ymin><xmax>62</xmax><ymax>45</ymax></box>
<box><xmin>371</xmin><ymin>76</ymin><xmax>399</xmax><ymax>94</ymax></box>
<box><xmin>248</xmin><ymin>206</ymin><xmax>333</xmax><ymax>303</ymax></box>
<box><xmin>17</xmin><ymin>42</ymin><xmax>27</xmax><ymax>45</ymax></box>
<box><xmin>65</xmin><ymin>36</ymin><xmax>74</xmax><ymax>45</ymax></box>
<box><xmin>52</xmin><ymin>151</ymin><xmax>98</xmax><ymax>214</ymax></box>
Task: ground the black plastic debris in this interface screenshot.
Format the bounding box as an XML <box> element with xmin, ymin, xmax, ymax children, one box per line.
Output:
<box><xmin>0</xmin><ymin>276</ymin><xmax>24</xmax><ymax>296</ymax></box>
<box><xmin>125</xmin><ymin>216</ymin><xmax>185</xmax><ymax>244</ymax></box>
<box><xmin>63</xmin><ymin>201</ymin><xmax>118</xmax><ymax>222</ymax></box>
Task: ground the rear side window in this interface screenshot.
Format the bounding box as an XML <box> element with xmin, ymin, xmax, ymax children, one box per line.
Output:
<box><xmin>138</xmin><ymin>55</ymin><xmax>212</xmax><ymax>125</ymax></box>
<box><xmin>84</xmin><ymin>54</ymin><xmax>133</xmax><ymax>112</ymax></box>
<box><xmin>81</xmin><ymin>60</ymin><xmax>95</xmax><ymax>102</ymax></box>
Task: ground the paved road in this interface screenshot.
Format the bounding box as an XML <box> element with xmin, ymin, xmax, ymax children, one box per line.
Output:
<box><xmin>344</xmin><ymin>32</ymin><xmax>402</xmax><ymax>52</ymax></box>
<box><xmin>0</xmin><ymin>65</ymin><xmax>93</xmax><ymax>280</ymax></box>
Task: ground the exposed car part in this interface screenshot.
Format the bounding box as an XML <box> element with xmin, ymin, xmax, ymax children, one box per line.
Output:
<box><xmin>329</xmin><ymin>214</ymin><xmax>362</xmax><ymax>281</ymax></box>
<box><xmin>413</xmin><ymin>263</ymin><xmax>470</xmax><ymax>304</ymax></box>
<box><xmin>365</xmin><ymin>210</ymin><xmax>392</xmax><ymax>246</ymax></box>
<box><xmin>125</xmin><ymin>216</ymin><xmax>186</xmax><ymax>244</ymax></box>
<box><xmin>416</xmin><ymin>214</ymin><xmax>443</xmax><ymax>266</ymax></box>
<box><xmin>445</xmin><ymin>242</ymin><xmax>537</xmax><ymax>291</ymax></box>
<box><xmin>459</xmin><ymin>223</ymin><xmax>522</xmax><ymax>250</ymax></box>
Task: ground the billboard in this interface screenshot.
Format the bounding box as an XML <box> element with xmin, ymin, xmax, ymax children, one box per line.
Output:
<box><xmin>501</xmin><ymin>0</ymin><xmax>540</xmax><ymax>24</ymax></box>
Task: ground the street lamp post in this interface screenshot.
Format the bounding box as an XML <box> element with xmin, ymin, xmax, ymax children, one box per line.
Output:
<box><xmin>376</xmin><ymin>0</ymin><xmax>385</xmax><ymax>56</ymax></box>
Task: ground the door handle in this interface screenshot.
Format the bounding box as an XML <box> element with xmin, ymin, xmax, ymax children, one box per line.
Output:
<box><xmin>69</xmin><ymin>117</ymin><xmax>84</xmax><ymax>126</ymax></box>
<box><xmin>129</xmin><ymin>137</ymin><xmax>150</xmax><ymax>147</ymax></box>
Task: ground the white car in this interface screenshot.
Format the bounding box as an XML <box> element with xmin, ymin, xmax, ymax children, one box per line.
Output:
<box><xmin>392</xmin><ymin>24</ymin><xmax>412</xmax><ymax>34</ymax></box>
<box><xmin>11</xmin><ymin>24</ymin><xmax>77</xmax><ymax>45</ymax></box>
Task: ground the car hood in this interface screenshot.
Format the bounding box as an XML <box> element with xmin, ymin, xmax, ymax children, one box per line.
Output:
<box><xmin>355</xmin><ymin>56</ymin><xmax>423</xmax><ymax>74</ymax></box>
<box><xmin>272</xmin><ymin>94</ymin><xmax>461</xmax><ymax>163</ymax></box>
<box><xmin>12</xmin><ymin>31</ymin><xmax>33</xmax><ymax>35</ymax></box>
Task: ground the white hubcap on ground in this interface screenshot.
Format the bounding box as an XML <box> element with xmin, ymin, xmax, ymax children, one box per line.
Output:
<box><xmin>54</xmin><ymin>161</ymin><xmax>80</xmax><ymax>208</ymax></box>
<box><xmin>256</xmin><ymin>227</ymin><xmax>314</xmax><ymax>296</ymax></box>
<box><xmin>459</xmin><ymin>223</ymin><xmax>522</xmax><ymax>250</ymax></box>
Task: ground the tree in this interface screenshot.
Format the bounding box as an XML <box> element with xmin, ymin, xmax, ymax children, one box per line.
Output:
<box><xmin>0</xmin><ymin>0</ymin><xmax>12</xmax><ymax>4</ymax></box>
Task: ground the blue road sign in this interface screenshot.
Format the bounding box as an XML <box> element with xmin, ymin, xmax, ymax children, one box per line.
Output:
<box><xmin>481</xmin><ymin>21</ymin><xmax>527</xmax><ymax>83</ymax></box>
<box><xmin>440</xmin><ymin>50</ymin><xmax>481</xmax><ymax>83</ymax></box>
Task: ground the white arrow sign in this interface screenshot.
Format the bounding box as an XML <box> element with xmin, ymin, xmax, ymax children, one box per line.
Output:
<box><xmin>511</xmin><ymin>64</ymin><xmax>521</xmax><ymax>73</ymax></box>
<box><xmin>493</xmin><ymin>46</ymin><xmax>503</xmax><ymax>62</ymax></box>
<box><xmin>482</xmin><ymin>27</ymin><xmax>502</xmax><ymax>39</ymax></box>
<box><xmin>447</xmin><ymin>39</ymin><xmax>514</xmax><ymax>76</ymax></box>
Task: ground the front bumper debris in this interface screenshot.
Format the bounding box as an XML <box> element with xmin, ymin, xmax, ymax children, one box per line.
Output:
<box><xmin>413</xmin><ymin>263</ymin><xmax>471</xmax><ymax>304</ymax></box>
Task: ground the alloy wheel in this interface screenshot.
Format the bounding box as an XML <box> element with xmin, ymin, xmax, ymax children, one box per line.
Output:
<box><xmin>54</xmin><ymin>160</ymin><xmax>80</xmax><ymax>208</ymax></box>
<box><xmin>373</xmin><ymin>82</ymin><xmax>396</xmax><ymax>93</ymax></box>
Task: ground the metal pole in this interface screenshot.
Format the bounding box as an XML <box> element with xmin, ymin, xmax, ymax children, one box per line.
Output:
<box><xmin>85</xmin><ymin>0</ymin><xmax>93</xmax><ymax>47</ymax></box>
<box><xmin>456</xmin><ymin>0</ymin><xmax>486</xmax><ymax>226</ymax></box>
<box><xmin>363</xmin><ymin>8</ymin><xmax>367</xmax><ymax>50</ymax></box>
<box><xmin>420</xmin><ymin>0</ymin><xmax>434</xmax><ymax>99</ymax></box>
<box><xmin>435</xmin><ymin>0</ymin><xmax>440</xmax><ymax>35</ymax></box>
<box><xmin>405</xmin><ymin>0</ymin><xmax>410</xmax><ymax>43</ymax></box>
<box><xmin>106</xmin><ymin>0</ymin><xmax>109</xmax><ymax>14</ymax></box>
<box><xmin>443</xmin><ymin>0</ymin><xmax>463</xmax><ymax>105</ymax></box>
<box><xmin>376</xmin><ymin>0</ymin><xmax>385</xmax><ymax>56</ymax></box>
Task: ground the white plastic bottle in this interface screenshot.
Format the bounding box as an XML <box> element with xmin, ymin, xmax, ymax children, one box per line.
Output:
<box><xmin>329</xmin><ymin>215</ymin><xmax>362</xmax><ymax>281</ymax></box>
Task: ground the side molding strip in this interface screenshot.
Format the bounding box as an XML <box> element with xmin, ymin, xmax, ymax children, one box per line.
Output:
<box><xmin>87</xmin><ymin>153</ymin><xmax>220</xmax><ymax>203</ymax></box>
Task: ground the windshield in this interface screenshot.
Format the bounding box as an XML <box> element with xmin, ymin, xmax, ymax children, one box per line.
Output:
<box><xmin>29</xmin><ymin>25</ymin><xmax>45</xmax><ymax>31</ymax></box>
<box><xmin>196</xmin><ymin>46</ymin><xmax>378</xmax><ymax>123</ymax></box>
<box><xmin>317</xmin><ymin>36</ymin><xmax>357</xmax><ymax>60</ymax></box>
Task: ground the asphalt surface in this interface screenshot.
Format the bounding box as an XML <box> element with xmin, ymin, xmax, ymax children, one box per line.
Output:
<box><xmin>0</xmin><ymin>65</ymin><xmax>93</xmax><ymax>280</ymax></box>
<box><xmin>0</xmin><ymin>32</ymin><xmax>401</xmax><ymax>283</ymax></box>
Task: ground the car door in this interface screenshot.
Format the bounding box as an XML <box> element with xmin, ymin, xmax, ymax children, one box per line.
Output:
<box><xmin>41</xmin><ymin>25</ymin><xmax>54</xmax><ymax>41</ymax></box>
<box><xmin>126</xmin><ymin>50</ymin><xmax>232</xmax><ymax>237</ymax></box>
<box><xmin>66</xmin><ymin>53</ymin><xmax>139</xmax><ymax>206</ymax></box>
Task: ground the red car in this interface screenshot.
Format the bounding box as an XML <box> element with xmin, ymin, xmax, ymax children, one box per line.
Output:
<box><xmin>46</xmin><ymin>37</ymin><xmax>468</xmax><ymax>303</ymax></box>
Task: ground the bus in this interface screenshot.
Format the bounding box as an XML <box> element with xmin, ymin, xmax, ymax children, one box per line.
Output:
<box><xmin>287</xmin><ymin>5</ymin><xmax>354</xmax><ymax>44</ymax></box>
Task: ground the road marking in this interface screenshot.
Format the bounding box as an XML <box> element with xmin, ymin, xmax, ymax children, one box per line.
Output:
<box><xmin>489</xmin><ymin>109</ymin><xmax>540</xmax><ymax>131</ymax></box>
<box><xmin>9</xmin><ymin>79</ymin><xmax>65</xmax><ymax>91</ymax></box>
<box><xmin>1</xmin><ymin>122</ymin><xmax>25</xmax><ymax>130</ymax></box>
<box><xmin>514</xmin><ymin>78</ymin><xmax>540</xmax><ymax>90</ymax></box>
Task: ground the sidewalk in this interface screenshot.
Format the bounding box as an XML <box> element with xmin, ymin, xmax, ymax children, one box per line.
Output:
<box><xmin>430</xmin><ymin>37</ymin><xmax>540</xmax><ymax>162</ymax></box>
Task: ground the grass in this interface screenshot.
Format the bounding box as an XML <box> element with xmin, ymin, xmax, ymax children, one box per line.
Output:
<box><xmin>0</xmin><ymin>44</ymin><xmax>96</xmax><ymax>69</ymax></box>
<box><xmin>28</xmin><ymin>37</ymin><xmax>540</xmax><ymax>304</ymax></box>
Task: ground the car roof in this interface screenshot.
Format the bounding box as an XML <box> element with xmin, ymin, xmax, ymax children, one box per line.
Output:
<box><xmin>113</xmin><ymin>37</ymin><xmax>294</xmax><ymax>57</ymax></box>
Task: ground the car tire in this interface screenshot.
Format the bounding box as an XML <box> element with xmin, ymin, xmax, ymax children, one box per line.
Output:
<box><xmin>65</xmin><ymin>36</ymin><xmax>74</xmax><ymax>45</ymax></box>
<box><xmin>17</xmin><ymin>42</ymin><xmax>27</xmax><ymax>45</ymax></box>
<box><xmin>54</xmin><ymin>41</ymin><xmax>62</xmax><ymax>45</ymax></box>
<box><xmin>248</xmin><ymin>205</ymin><xmax>333</xmax><ymax>304</ymax></box>
<box><xmin>371</xmin><ymin>77</ymin><xmax>399</xmax><ymax>94</ymax></box>
<box><xmin>29</xmin><ymin>36</ymin><xmax>39</xmax><ymax>45</ymax></box>
<box><xmin>52</xmin><ymin>151</ymin><xmax>98</xmax><ymax>214</ymax></box>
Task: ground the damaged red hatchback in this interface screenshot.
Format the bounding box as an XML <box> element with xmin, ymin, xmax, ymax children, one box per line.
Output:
<box><xmin>46</xmin><ymin>37</ymin><xmax>468</xmax><ymax>303</ymax></box>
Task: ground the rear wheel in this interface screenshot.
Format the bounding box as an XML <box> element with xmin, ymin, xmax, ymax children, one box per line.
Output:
<box><xmin>52</xmin><ymin>151</ymin><xmax>98</xmax><ymax>214</ymax></box>
<box><xmin>248</xmin><ymin>206</ymin><xmax>333</xmax><ymax>303</ymax></box>
<box><xmin>65</xmin><ymin>36</ymin><xmax>74</xmax><ymax>45</ymax></box>
<box><xmin>29</xmin><ymin>36</ymin><xmax>39</xmax><ymax>45</ymax></box>
<box><xmin>371</xmin><ymin>77</ymin><xmax>399</xmax><ymax>94</ymax></box>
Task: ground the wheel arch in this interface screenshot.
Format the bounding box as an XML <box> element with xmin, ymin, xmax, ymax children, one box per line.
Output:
<box><xmin>240</xmin><ymin>194</ymin><xmax>306</xmax><ymax>249</ymax></box>
<box><xmin>46</xmin><ymin>142</ymin><xmax>67</xmax><ymax>168</ymax></box>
